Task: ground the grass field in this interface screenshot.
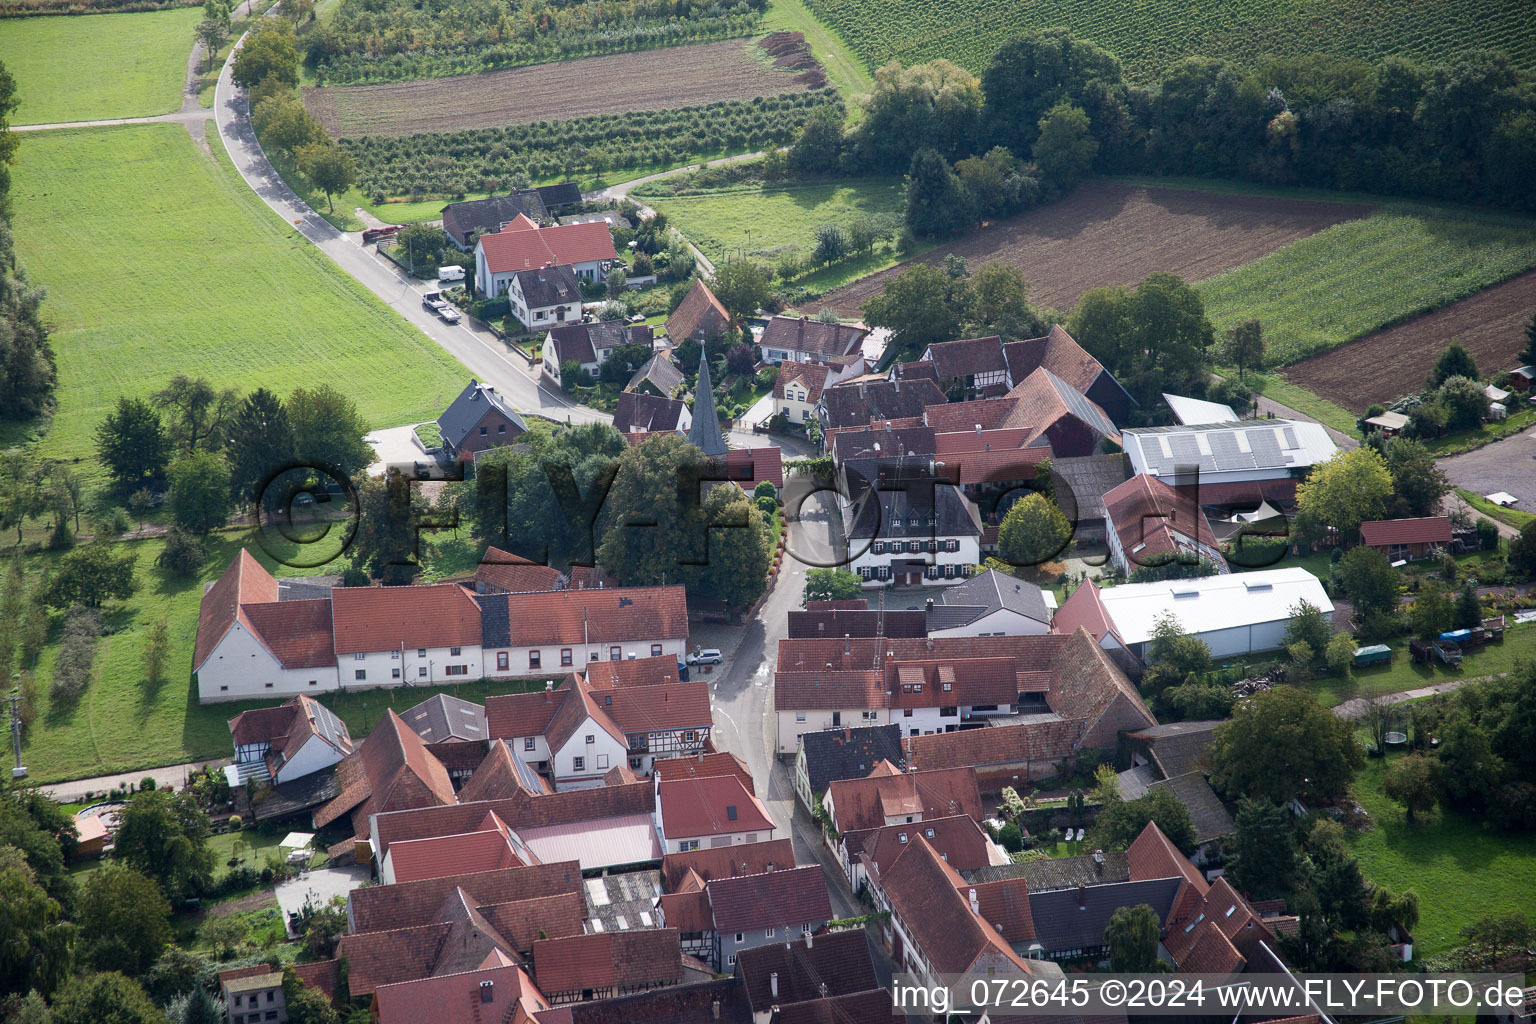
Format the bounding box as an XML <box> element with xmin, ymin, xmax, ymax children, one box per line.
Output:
<box><xmin>1302</xmin><ymin>622</ymin><xmax>1536</xmax><ymax>710</ymax></box>
<box><xmin>1457</xmin><ymin>489</ymin><xmax>1536</xmax><ymax>530</ymax></box>
<box><xmin>798</xmin><ymin>0</ymin><xmax>1536</xmax><ymax>82</ymax></box>
<box><xmin>1198</xmin><ymin>210</ymin><xmax>1536</xmax><ymax>368</ymax></box>
<box><xmin>8</xmin><ymin>124</ymin><xmax>469</xmax><ymax>473</ymax></box>
<box><xmin>635</xmin><ymin>177</ymin><xmax>906</xmax><ymax>267</ymax></box>
<box><xmin>1348</xmin><ymin>751</ymin><xmax>1536</xmax><ymax>957</ymax></box>
<box><xmin>8</xmin><ymin>528</ymin><xmax>549</xmax><ymax>784</ymax></box>
<box><xmin>0</xmin><ymin>8</ymin><xmax>199</xmax><ymax>124</ymax></box>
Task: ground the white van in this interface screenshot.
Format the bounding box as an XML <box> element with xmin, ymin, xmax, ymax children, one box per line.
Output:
<box><xmin>437</xmin><ymin>265</ymin><xmax>466</xmax><ymax>283</ymax></box>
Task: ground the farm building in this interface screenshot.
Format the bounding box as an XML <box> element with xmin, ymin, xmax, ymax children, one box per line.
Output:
<box><xmin>440</xmin><ymin>192</ymin><xmax>547</xmax><ymax>250</ymax></box>
<box><xmin>1358</xmin><ymin>516</ymin><xmax>1452</xmax><ymax>561</ymax></box>
<box><xmin>1364</xmin><ymin>411</ymin><xmax>1411</xmax><ymax>437</ymax></box>
<box><xmin>1163</xmin><ymin>393</ymin><xmax>1240</xmax><ymax>426</ymax></box>
<box><xmin>1121</xmin><ymin>418</ymin><xmax>1337</xmax><ymax>505</ymax></box>
<box><xmin>1052</xmin><ymin>567</ymin><xmax>1332</xmax><ymax>665</ymax></box>
<box><xmin>437</xmin><ymin>380</ymin><xmax>527</xmax><ymax>463</ymax></box>
<box><xmin>665</xmin><ymin>279</ymin><xmax>729</xmax><ymax>344</ymax></box>
<box><xmin>1103</xmin><ymin>474</ymin><xmax>1228</xmax><ymax>577</ymax></box>
<box><xmin>1511</xmin><ymin>366</ymin><xmax>1535</xmax><ymax>390</ymax></box>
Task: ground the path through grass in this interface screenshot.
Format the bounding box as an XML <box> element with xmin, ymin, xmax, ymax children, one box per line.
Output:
<box><xmin>763</xmin><ymin>0</ymin><xmax>873</xmax><ymax>115</ymax></box>
<box><xmin>0</xmin><ymin>8</ymin><xmax>200</xmax><ymax>124</ymax></box>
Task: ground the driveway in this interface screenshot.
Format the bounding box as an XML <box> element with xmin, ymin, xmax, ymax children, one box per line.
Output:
<box><xmin>1439</xmin><ymin>423</ymin><xmax>1536</xmax><ymax>516</ymax></box>
<box><xmin>275</xmin><ymin>864</ymin><xmax>371</xmax><ymax>935</ymax></box>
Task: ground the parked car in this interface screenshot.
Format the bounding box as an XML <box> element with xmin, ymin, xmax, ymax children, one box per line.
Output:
<box><xmin>422</xmin><ymin>290</ymin><xmax>461</xmax><ymax>324</ymax></box>
<box><xmin>437</xmin><ymin>265</ymin><xmax>465</xmax><ymax>283</ymax></box>
<box><xmin>687</xmin><ymin>648</ymin><xmax>723</xmax><ymax>666</ymax></box>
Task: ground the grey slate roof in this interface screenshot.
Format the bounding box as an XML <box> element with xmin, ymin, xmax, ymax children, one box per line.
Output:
<box><xmin>961</xmin><ymin>851</ymin><xmax>1130</xmax><ymax>889</ymax></box>
<box><xmin>1148</xmin><ymin>772</ymin><xmax>1236</xmax><ymax>844</ymax></box>
<box><xmin>688</xmin><ymin>351</ymin><xmax>728</xmax><ymax>457</ymax></box>
<box><xmin>799</xmin><ymin>725</ymin><xmax>904</xmax><ymax>799</ymax></box>
<box><xmin>841</xmin><ymin>460</ymin><xmax>981</xmax><ymax>541</ymax></box>
<box><xmin>1050</xmin><ymin>454</ymin><xmax>1132</xmax><ymax>525</ymax></box>
<box><xmin>402</xmin><ymin>693</ymin><xmax>488</xmax><ymax>744</ymax></box>
<box><xmin>626</xmin><ymin>352</ymin><xmax>683</xmax><ymax>397</ymax></box>
<box><xmin>820</xmin><ymin>379</ymin><xmax>946</xmax><ymax>431</ymax></box>
<box><xmin>438</xmin><ymin>380</ymin><xmax>528</xmax><ymax>451</ymax></box>
<box><xmin>613</xmin><ymin>391</ymin><xmax>687</xmax><ymax>434</ymax></box>
<box><xmin>1027</xmin><ymin>877</ymin><xmax>1182</xmax><ymax>954</ymax></box>
<box><xmin>934</xmin><ymin>569</ymin><xmax>1050</xmax><ymax>628</ymax></box>
<box><xmin>1128</xmin><ymin>720</ymin><xmax>1221</xmax><ymax>779</ymax></box>
<box><xmin>440</xmin><ymin>193</ymin><xmax>546</xmax><ymax>246</ymax></box>
<box><xmin>533</xmin><ymin>181</ymin><xmax>582</xmax><ymax>210</ymax></box>
<box><xmin>513</xmin><ymin>265</ymin><xmax>581</xmax><ymax>309</ymax></box>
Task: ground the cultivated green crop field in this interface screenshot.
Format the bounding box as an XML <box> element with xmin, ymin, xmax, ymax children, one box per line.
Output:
<box><xmin>1197</xmin><ymin>210</ymin><xmax>1536</xmax><ymax>366</ymax></box>
<box><xmin>0</xmin><ymin>8</ymin><xmax>200</xmax><ymax>124</ymax></box>
<box><xmin>801</xmin><ymin>0</ymin><xmax>1536</xmax><ymax>81</ymax></box>
<box><xmin>634</xmin><ymin>176</ymin><xmax>906</xmax><ymax>265</ymax></box>
<box><xmin>9</xmin><ymin>125</ymin><xmax>469</xmax><ymax>467</ymax></box>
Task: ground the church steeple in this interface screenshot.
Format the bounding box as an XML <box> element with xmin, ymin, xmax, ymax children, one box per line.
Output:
<box><xmin>687</xmin><ymin>348</ymin><xmax>729</xmax><ymax>457</ymax></box>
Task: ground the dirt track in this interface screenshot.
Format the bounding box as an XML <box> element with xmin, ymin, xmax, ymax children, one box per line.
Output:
<box><xmin>1283</xmin><ymin>268</ymin><xmax>1536</xmax><ymax>412</ymax></box>
<box><xmin>305</xmin><ymin>40</ymin><xmax>813</xmax><ymax>137</ymax></box>
<box><xmin>820</xmin><ymin>182</ymin><xmax>1372</xmax><ymax>316</ymax></box>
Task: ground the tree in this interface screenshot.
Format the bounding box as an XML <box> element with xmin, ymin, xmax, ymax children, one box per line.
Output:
<box><xmin>1437</xmin><ymin>375</ymin><xmax>1490</xmax><ymax>432</ymax></box>
<box><xmin>289</xmin><ymin>385</ymin><xmax>373</xmax><ymax>480</ymax></box>
<box><xmin>224</xmin><ymin>388</ymin><xmax>295</xmax><ymax>507</ymax></box>
<box><xmin>1381</xmin><ymin>437</ymin><xmax>1448</xmax><ymax>517</ymax></box>
<box><xmin>297</xmin><ymin>141</ymin><xmax>356</xmax><ymax>213</ymax></box>
<box><xmin>283</xmin><ymin>967</ymin><xmax>340</xmax><ymax>1024</ymax></box>
<box><xmin>195</xmin><ymin>18</ymin><xmax>227</xmax><ymax>72</ymax></box>
<box><xmin>1455</xmin><ymin>582</ymin><xmax>1482</xmax><ymax>630</ymax></box>
<box><xmin>153</xmin><ymin>376</ymin><xmax>239</xmax><ymax>452</ymax></box>
<box><xmin>112</xmin><ymin>789</ymin><xmax>214</xmax><ymax>904</ymax></box>
<box><xmin>811</xmin><ymin>223</ymin><xmax>848</xmax><ymax>266</ymax></box>
<box><xmin>0</xmin><ymin>851</ymin><xmax>74</xmax><ymax>998</ymax></box>
<box><xmin>46</xmin><ymin>545</ymin><xmax>137</xmax><ymax>609</ymax></box>
<box><xmin>96</xmin><ymin>398</ymin><xmax>169</xmax><ymax>492</ymax></box>
<box><xmin>1224</xmin><ymin>320</ymin><xmax>1265</xmax><ymax>378</ymax></box>
<box><xmin>1325</xmin><ymin>631</ymin><xmax>1356</xmax><ymax>677</ymax></box>
<box><xmin>1335</xmin><ymin>545</ymin><xmax>1399</xmax><ymax>618</ymax></box>
<box><xmin>1282</xmin><ymin>599</ymin><xmax>1332</xmax><ymax>657</ymax></box>
<box><xmin>1382</xmin><ymin>754</ymin><xmax>1439</xmax><ymax>824</ymax></box>
<box><xmin>50</xmin><ymin>606</ymin><xmax>102</xmax><ymax>707</ymax></box>
<box><xmin>78</xmin><ymin>864</ymin><xmax>172</xmax><ymax>975</ymax></box>
<box><xmin>1458</xmin><ymin>913</ymin><xmax>1534</xmax><ymax>971</ymax></box>
<box><xmin>1427</xmin><ymin>342</ymin><xmax>1478</xmax><ymax>388</ymax></box>
<box><xmin>0</xmin><ymin>458</ymin><xmax>46</xmax><ymax>545</ymax></box>
<box><xmin>786</xmin><ymin>104</ymin><xmax>845</xmax><ymax>175</ymax></box>
<box><xmin>803</xmin><ymin>568</ymin><xmax>862</xmax><ymax>605</ymax></box>
<box><xmin>981</xmin><ymin>28</ymin><xmax>1124</xmax><ymax>156</ymax></box>
<box><xmin>352</xmin><ymin>468</ymin><xmax>427</xmax><ymax>585</ymax></box>
<box><xmin>1104</xmin><ymin>904</ymin><xmax>1162</xmax><ymax>972</ymax></box>
<box><xmin>1140</xmin><ymin>612</ymin><xmax>1212</xmax><ymax>695</ymax></box>
<box><xmin>902</xmin><ymin>147</ymin><xmax>973</xmax><ymax>239</ymax></box>
<box><xmin>965</xmin><ymin>264</ymin><xmax>1044</xmax><ymax>339</ymax></box>
<box><xmin>709</xmin><ymin>259</ymin><xmax>773</xmax><ymax>321</ymax></box>
<box><xmin>1409</xmin><ymin>581</ymin><xmax>1454</xmax><ymax>639</ymax></box>
<box><xmin>165</xmin><ymin>986</ymin><xmax>224</xmax><ymax>1024</ymax></box>
<box><xmin>1228</xmin><ymin>799</ymin><xmax>1297</xmax><ymax>898</ymax></box>
<box><xmin>128</xmin><ymin>488</ymin><xmax>156</xmax><ymax>531</ymax></box>
<box><xmin>231</xmin><ymin>20</ymin><xmax>300</xmax><ymax>89</ymax></box>
<box><xmin>1436</xmin><ymin>712</ymin><xmax>1503</xmax><ymax>813</ymax></box>
<box><xmin>863</xmin><ymin>263</ymin><xmax>962</xmax><ymax>364</ymax></box>
<box><xmin>1296</xmin><ymin>447</ymin><xmax>1393</xmax><ymax>536</ymax></box>
<box><xmin>142</xmin><ymin>614</ymin><xmax>170</xmax><ymax>686</ymax></box>
<box><xmin>1068</xmin><ymin>275</ymin><xmax>1213</xmax><ymax>409</ymax></box>
<box><xmin>49</xmin><ymin>972</ymin><xmax>167</xmax><ymax>1024</ymax></box>
<box><xmin>855</xmin><ymin>59</ymin><xmax>982</xmax><ymax>169</ymax></box>
<box><xmin>1209</xmin><ymin>686</ymin><xmax>1363</xmax><ymax>804</ymax></box>
<box><xmin>996</xmin><ymin>492</ymin><xmax>1071</xmax><ymax>568</ymax></box>
<box><xmin>1522</xmin><ymin>312</ymin><xmax>1536</xmax><ymax>366</ymax></box>
<box><xmin>166</xmin><ymin>451</ymin><xmax>232</xmax><ymax>536</ymax></box>
<box><xmin>1089</xmin><ymin>788</ymin><xmax>1196</xmax><ymax>853</ymax></box>
<box><xmin>1033</xmin><ymin>102</ymin><xmax>1098</xmax><ymax>190</ymax></box>
<box><xmin>1512</xmin><ymin>518</ymin><xmax>1536</xmax><ymax>576</ymax></box>
<box><xmin>198</xmin><ymin>912</ymin><xmax>247</xmax><ymax>959</ymax></box>
<box><xmin>0</xmin><ymin>560</ymin><xmax>21</xmax><ymax>691</ymax></box>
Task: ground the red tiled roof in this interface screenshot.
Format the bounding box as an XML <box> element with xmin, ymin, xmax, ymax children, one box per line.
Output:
<box><xmin>531</xmin><ymin>930</ymin><xmax>681</xmax><ymax>994</ymax></box>
<box><xmin>565</xmin><ymin>564</ymin><xmax>618</xmax><ymax>591</ymax></box>
<box><xmin>657</xmin><ymin>776</ymin><xmax>774</xmax><ymax>839</ymax></box>
<box><xmin>967</xmin><ymin>877</ymin><xmax>1037</xmax><ymax>943</ymax></box>
<box><xmin>735</xmin><ymin>930</ymin><xmax>878</xmax><ymax>1010</ymax></box>
<box><xmin>846</xmin><ymin>814</ymin><xmax>992</xmax><ymax>882</ymax></box>
<box><xmin>774</xmin><ymin>360</ymin><xmax>831</xmax><ymax>405</ymax></box>
<box><xmin>476</xmin><ymin>547</ymin><xmax>565</xmax><ymax>595</ymax></box>
<box><xmin>1128</xmin><ymin>820</ymin><xmax>1208</xmax><ymax>925</ymax></box>
<box><xmin>921</xmin><ymin>397</ymin><xmax>1018</xmax><ymax>433</ymax></box>
<box><xmin>1105</xmin><ymin>474</ymin><xmax>1221</xmax><ymax>565</ymax></box>
<box><xmin>228</xmin><ymin>704</ymin><xmax>295</xmax><ymax>748</ymax></box>
<box><xmin>1051</xmin><ymin>579</ymin><xmax>1122</xmax><ymax>649</ymax></box>
<box><xmin>479</xmin><ymin>221</ymin><xmax>615</xmax><ymax>275</ymax></box>
<box><xmin>1359</xmin><ymin>516</ymin><xmax>1452</xmax><ymax>547</ymax></box>
<box><xmin>705</xmin><ymin>865</ymin><xmax>832</xmax><ymax>932</ymax></box>
<box><xmin>339</xmin><ymin>922</ymin><xmax>455</xmax><ymax>994</ymax></box>
<box><xmin>389</xmin><ymin>828</ymin><xmax>524</xmax><ymax>884</ymax></box>
<box><xmin>478</xmin><ymin>893</ymin><xmax>587</xmax><ymax>952</ymax></box>
<box><xmin>652</xmin><ymin>752</ymin><xmax>754</xmax><ymax>795</ymax></box>
<box><xmin>544</xmin><ymin>679</ymin><xmax>627</xmax><ymax>754</ymax></box>
<box><xmin>1177</xmin><ymin>919</ymin><xmax>1244</xmax><ymax>975</ymax></box>
<box><xmin>659</xmin><ymin>889</ymin><xmax>713</xmax><ymax>932</ymax></box>
<box><xmin>825</xmin><ymin>766</ymin><xmax>982</xmax><ymax>835</ymax></box>
<box><xmin>771</xmin><ymin>669</ymin><xmax>886</xmax><ymax>710</ymax></box>
<box><xmin>922</xmin><ymin>336</ymin><xmax>1007</xmax><ymax>380</ymax></box>
<box><xmin>666</xmin><ymin>279</ymin><xmax>730</xmax><ymax>343</ymax></box>
<box><xmin>1042</xmin><ymin>628</ymin><xmax>1156</xmax><ymax>734</ymax></box>
<box><xmin>1001</xmin><ymin>325</ymin><xmax>1106</xmax><ymax>396</ymax></box>
<box><xmin>240</xmin><ymin>598</ymin><xmax>335</xmax><ymax>669</ymax></box>
<box><xmin>902</xmin><ymin>719</ymin><xmax>1085</xmax><ymax>773</ymax></box>
<box><xmin>933</xmin><ymin>427</ymin><xmax>1034</xmax><ymax>454</ymax></box>
<box><xmin>312</xmin><ymin>710</ymin><xmax>456</xmax><ymax>832</ymax></box>
<box><xmin>488</xmin><ymin>587</ymin><xmax>688</xmax><ymax>647</ymax></box>
<box><xmin>290</xmin><ymin>960</ymin><xmax>340</xmax><ymax>1003</ymax></box>
<box><xmin>195</xmin><ymin>549</ymin><xmax>279</xmax><ymax>669</ymax></box>
<box><xmin>722</xmin><ymin>446</ymin><xmax>783</xmax><ymax>489</ymax></box>
<box><xmin>946</xmin><ymin>444</ymin><xmax>1053</xmax><ymax>485</ymax></box>
<box><xmin>661</xmin><ymin>838</ymin><xmax>794</xmax><ymax>891</ymax></box>
<box><xmin>330</xmin><ymin>584</ymin><xmax>482</xmax><ymax>655</ymax></box>
<box><xmin>370</xmin><ymin>784</ymin><xmax>655</xmax><ymax>858</ymax></box>
<box><xmin>1000</xmin><ymin>366</ymin><xmax>1118</xmax><ymax>446</ymax></box>
<box><xmin>485</xmin><ymin>689</ymin><xmax>566</xmax><ymax>739</ymax></box>
<box><xmin>349</xmin><ymin>862</ymin><xmax>584</xmax><ymax>934</ymax></box>
<box><xmin>761</xmin><ymin>316</ymin><xmax>867</xmax><ymax>359</ymax></box>
<box><xmin>583</xmin><ymin>655</ymin><xmax>682</xmax><ymax>689</ymax></box>
<box><xmin>373</xmin><ymin>964</ymin><xmax>549</xmax><ymax>1024</ymax></box>
<box><xmin>887</xmin><ymin>657</ymin><xmax>1020</xmax><ymax>709</ymax></box>
<box><xmin>602</xmin><ymin>682</ymin><xmax>711</xmax><ymax>735</ymax></box>
<box><xmin>458</xmin><ymin>743</ymin><xmax>549</xmax><ymax>804</ymax></box>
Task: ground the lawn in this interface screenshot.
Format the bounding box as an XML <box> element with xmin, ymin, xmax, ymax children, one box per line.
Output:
<box><xmin>1457</xmin><ymin>489</ymin><xmax>1536</xmax><ymax>530</ymax></box>
<box><xmin>8</xmin><ymin>125</ymin><xmax>469</xmax><ymax>475</ymax></box>
<box><xmin>11</xmin><ymin>526</ymin><xmax>553</xmax><ymax>785</ymax></box>
<box><xmin>0</xmin><ymin>8</ymin><xmax>200</xmax><ymax>124</ymax></box>
<box><xmin>1197</xmin><ymin>209</ymin><xmax>1536</xmax><ymax>367</ymax></box>
<box><xmin>1304</xmin><ymin>621</ymin><xmax>1536</xmax><ymax>710</ymax></box>
<box><xmin>1423</xmin><ymin>406</ymin><xmax>1536</xmax><ymax>457</ymax></box>
<box><xmin>1348</xmin><ymin>752</ymin><xmax>1536</xmax><ymax>957</ymax></box>
<box><xmin>633</xmin><ymin>176</ymin><xmax>906</xmax><ymax>269</ymax></box>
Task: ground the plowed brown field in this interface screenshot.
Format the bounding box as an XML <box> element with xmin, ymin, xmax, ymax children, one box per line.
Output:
<box><xmin>820</xmin><ymin>182</ymin><xmax>1372</xmax><ymax>315</ymax></box>
<box><xmin>304</xmin><ymin>40</ymin><xmax>814</xmax><ymax>138</ymax></box>
<box><xmin>1283</xmin><ymin>268</ymin><xmax>1536</xmax><ymax>412</ymax></box>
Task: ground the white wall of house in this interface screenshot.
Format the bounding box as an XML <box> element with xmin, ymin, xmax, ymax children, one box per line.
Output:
<box><xmin>197</xmin><ymin>625</ymin><xmax>339</xmax><ymax>703</ymax></box>
<box><xmin>272</xmin><ymin>734</ymin><xmax>345</xmax><ymax>785</ymax></box>
<box><xmin>928</xmin><ymin>607</ymin><xmax>1049</xmax><ymax>638</ymax></box>
<box><xmin>846</xmin><ymin>536</ymin><xmax>981</xmax><ymax>586</ymax></box>
<box><xmin>508</xmin><ymin>278</ymin><xmax>580</xmax><ymax>332</ymax></box>
<box><xmin>776</xmin><ymin>709</ymin><xmax>885</xmax><ymax>756</ymax></box>
<box><xmin>482</xmin><ymin>638</ymin><xmax>685</xmax><ymax>678</ymax></box>
<box><xmin>549</xmin><ymin>724</ymin><xmax>628</xmax><ymax>789</ymax></box>
<box><xmin>506</xmin><ymin>733</ymin><xmax>553</xmax><ymax>765</ymax></box>
<box><xmin>1105</xmin><ymin>518</ymin><xmax>1226</xmax><ymax>577</ymax></box>
<box><xmin>656</xmin><ymin>825</ymin><xmax>778</xmax><ymax>855</ymax></box>
<box><xmin>340</xmin><ymin>645</ymin><xmax>483</xmax><ymax>690</ymax></box>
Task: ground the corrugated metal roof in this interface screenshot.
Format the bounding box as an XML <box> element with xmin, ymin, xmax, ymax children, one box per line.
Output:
<box><xmin>519</xmin><ymin>813</ymin><xmax>662</xmax><ymax>870</ymax></box>
<box><xmin>1093</xmin><ymin>567</ymin><xmax>1332</xmax><ymax>646</ymax></box>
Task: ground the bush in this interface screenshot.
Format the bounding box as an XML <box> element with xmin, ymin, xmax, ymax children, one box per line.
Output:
<box><xmin>998</xmin><ymin>822</ymin><xmax>1024</xmax><ymax>852</ymax></box>
<box><xmin>1477</xmin><ymin>518</ymin><xmax>1500</xmax><ymax>551</ymax></box>
<box><xmin>156</xmin><ymin>528</ymin><xmax>208</xmax><ymax>576</ymax></box>
<box><xmin>469</xmin><ymin>296</ymin><xmax>509</xmax><ymax>321</ymax></box>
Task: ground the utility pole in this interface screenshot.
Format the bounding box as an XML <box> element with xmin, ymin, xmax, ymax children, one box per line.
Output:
<box><xmin>9</xmin><ymin>694</ymin><xmax>26</xmax><ymax>780</ymax></box>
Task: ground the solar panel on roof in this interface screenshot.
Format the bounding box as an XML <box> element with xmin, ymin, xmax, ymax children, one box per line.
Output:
<box><xmin>1207</xmin><ymin>431</ymin><xmax>1255</xmax><ymax>472</ymax></box>
<box><xmin>1280</xmin><ymin>426</ymin><xmax>1298</xmax><ymax>449</ymax></box>
<box><xmin>1247</xmin><ymin>429</ymin><xmax>1284</xmax><ymax>468</ymax></box>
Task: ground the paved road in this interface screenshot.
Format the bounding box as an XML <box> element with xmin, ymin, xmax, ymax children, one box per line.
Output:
<box><xmin>211</xmin><ymin>38</ymin><xmax>608</xmax><ymax>424</ymax></box>
<box><xmin>38</xmin><ymin>759</ymin><xmax>225</xmax><ymax>803</ymax></box>
<box><xmin>1439</xmin><ymin>422</ymin><xmax>1536</xmax><ymax>519</ymax></box>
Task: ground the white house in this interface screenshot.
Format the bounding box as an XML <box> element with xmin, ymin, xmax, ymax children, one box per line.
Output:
<box><xmin>474</xmin><ymin>216</ymin><xmax>616</xmax><ymax>298</ymax></box>
<box><xmin>330</xmin><ymin>584</ymin><xmax>485</xmax><ymax>687</ymax></box>
<box><xmin>772</xmin><ymin>357</ymin><xmax>863</xmax><ymax>427</ymax></box>
<box><xmin>926</xmin><ymin>569</ymin><xmax>1053</xmax><ymax>637</ymax></box>
<box><xmin>540</xmin><ymin>321</ymin><xmax>653</xmax><ymax>386</ymax></box>
<box><xmin>477</xmin><ymin>585</ymin><xmax>688</xmax><ymax>678</ymax></box>
<box><xmin>507</xmin><ymin>265</ymin><xmax>581</xmax><ymax>331</ymax></box>
<box><xmin>1053</xmin><ymin>567</ymin><xmax>1334</xmax><ymax>664</ymax></box>
<box><xmin>655</xmin><ymin>776</ymin><xmax>776</xmax><ymax>854</ymax></box>
<box><xmin>841</xmin><ymin>460</ymin><xmax>983</xmax><ymax>587</ymax></box>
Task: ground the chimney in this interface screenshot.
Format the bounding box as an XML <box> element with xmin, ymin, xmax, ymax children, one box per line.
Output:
<box><xmin>1077</xmin><ymin>883</ymin><xmax>1087</xmax><ymax>909</ymax></box>
<box><xmin>843</xmin><ymin>728</ymin><xmax>850</xmax><ymax>741</ymax></box>
<box><xmin>712</xmin><ymin>1000</ymin><xmax>721</xmax><ymax>1020</ymax></box>
<box><xmin>479</xmin><ymin>980</ymin><xmax>494</xmax><ymax>1004</ymax></box>
<box><xmin>804</xmin><ymin>930</ymin><xmax>813</xmax><ymax>949</ymax></box>
<box><xmin>844</xmin><ymin>637</ymin><xmax>851</xmax><ymax>655</ymax></box>
<box><xmin>968</xmin><ymin>888</ymin><xmax>979</xmax><ymax>915</ymax></box>
<box><xmin>976</xmin><ymin>423</ymin><xmax>983</xmax><ymax>434</ymax></box>
<box><xmin>925</xmin><ymin>599</ymin><xmax>934</xmax><ymax>613</ymax></box>
<box><xmin>770</xmin><ymin>973</ymin><xmax>779</xmax><ymax>998</ymax></box>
